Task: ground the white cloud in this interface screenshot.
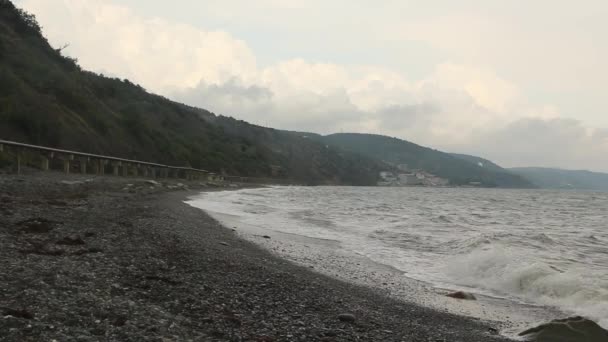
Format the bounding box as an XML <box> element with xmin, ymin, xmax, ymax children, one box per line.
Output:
<box><xmin>20</xmin><ymin>0</ymin><xmax>258</xmax><ymax>91</ymax></box>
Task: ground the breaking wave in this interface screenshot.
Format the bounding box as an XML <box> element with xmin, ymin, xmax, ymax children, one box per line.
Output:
<box><xmin>446</xmin><ymin>245</ymin><xmax>608</xmax><ymax>328</ymax></box>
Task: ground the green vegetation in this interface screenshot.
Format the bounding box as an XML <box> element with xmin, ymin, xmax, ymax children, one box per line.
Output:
<box><xmin>0</xmin><ymin>1</ymin><xmax>386</xmax><ymax>185</ymax></box>
<box><xmin>322</xmin><ymin>133</ymin><xmax>535</xmax><ymax>188</ymax></box>
<box><xmin>449</xmin><ymin>153</ymin><xmax>508</xmax><ymax>173</ymax></box>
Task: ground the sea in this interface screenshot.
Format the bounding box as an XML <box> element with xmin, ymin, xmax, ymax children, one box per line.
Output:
<box><xmin>186</xmin><ymin>186</ymin><xmax>608</xmax><ymax>334</ymax></box>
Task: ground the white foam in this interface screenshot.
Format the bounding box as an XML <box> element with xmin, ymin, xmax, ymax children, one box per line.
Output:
<box><xmin>446</xmin><ymin>245</ymin><xmax>608</xmax><ymax>328</ymax></box>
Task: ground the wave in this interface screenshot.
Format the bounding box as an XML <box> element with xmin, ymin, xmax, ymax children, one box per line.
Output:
<box><xmin>445</xmin><ymin>245</ymin><xmax>608</xmax><ymax>328</ymax></box>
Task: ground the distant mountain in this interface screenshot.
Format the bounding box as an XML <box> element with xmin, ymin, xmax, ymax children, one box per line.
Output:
<box><xmin>509</xmin><ymin>167</ymin><xmax>608</xmax><ymax>191</ymax></box>
<box><xmin>320</xmin><ymin>133</ymin><xmax>535</xmax><ymax>188</ymax></box>
<box><xmin>0</xmin><ymin>2</ymin><xmax>387</xmax><ymax>185</ymax></box>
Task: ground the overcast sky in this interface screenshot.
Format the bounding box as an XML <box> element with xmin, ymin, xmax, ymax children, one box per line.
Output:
<box><xmin>14</xmin><ymin>0</ymin><xmax>608</xmax><ymax>171</ymax></box>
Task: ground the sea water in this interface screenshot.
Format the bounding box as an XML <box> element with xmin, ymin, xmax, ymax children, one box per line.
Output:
<box><xmin>187</xmin><ymin>186</ymin><xmax>608</xmax><ymax>329</ymax></box>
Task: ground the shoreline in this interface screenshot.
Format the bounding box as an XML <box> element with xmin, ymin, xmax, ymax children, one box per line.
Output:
<box><xmin>187</xmin><ymin>193</ymin><xmax>557</xmax><ymax>339</ymax></box>
<box><xmin>1</xmin><ymin>172</ymin><xmax>510</xmax><ymax>341</ymax></box>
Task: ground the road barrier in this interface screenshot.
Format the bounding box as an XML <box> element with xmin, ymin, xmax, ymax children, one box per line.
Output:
<box><xmin>0</xmin><ymin>139</ymin><xmax>220</xmax><ymax>181</ymax></box>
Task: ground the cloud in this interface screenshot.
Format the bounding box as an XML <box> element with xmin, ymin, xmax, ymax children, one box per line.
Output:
<box><xmin>461</xmin><ymin>118</ymin><xmax>608</xmax><ymax>171</ymax></box>
<box><xmin>19</xmin><ymin>0</ymin><xmax>258</xmax><ymax>92</ymax></box>
<box><xmin>16</xmin><ymin>0</ymin><xmax>608</xmax><ymax>171</ymax></box>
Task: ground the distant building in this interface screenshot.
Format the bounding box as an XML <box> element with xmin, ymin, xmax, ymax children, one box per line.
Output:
<box><xmin>398</xmin><ymin>173</ymin><xmax>423</xmax><ymax>185</ymax></box>
<box><xmin>379</xmin><ymin>171</ymin><xmax>396</xmax><ymax>181</ymax></box>
<box><xmin>397</xmin><ymin>164</ymin><xmax>409</xmax><ymax>171</ymax></box>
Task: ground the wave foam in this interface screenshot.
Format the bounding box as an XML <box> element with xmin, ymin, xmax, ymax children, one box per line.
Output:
<box><xmin>446</xmin><ymin>245</ymin><xmax>608</xmax><ymax>328</ymax></box>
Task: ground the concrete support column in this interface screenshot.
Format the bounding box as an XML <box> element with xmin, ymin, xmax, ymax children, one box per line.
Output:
<box><xmin>91</xmin><ymin>159</ymin><xmax>99</xmax><ymax>174</ymax></box>
<box><xmin>95</xmin><ymin>160</ymin><xmax>101</xmax><ymax>175</ymax></box>
<box><xmin>15</xmin><ymin>150</ymin><xmax>21</xmax><ymax>175</ymax></box>
<box><xmin>41</xmin><ymin>156</ymin><xmax>49</xmax><ymax>171</ymax></box>
<box><xmin>122</xmin><ymin>163</ymin><xmax>128</xmax><ymax>177</ymax></box>
<box><xmin>80</xmin><ymin>158</ymin><xmax>87</xmax><ymax>174</ymax></box>
<box><xmin>62</xmin><ymin>154</ymin><xmax>74</xmax><ymax>174</ymax></box>
<box><xmin>99</xmin><ymin>160</ymin><xmax>106</xmax><ymax>176</ymax></box>
<box><xmin>112</xmin><ymin>162</ymin><xmax>120</xmax><ymax>176</ymax></box>
<box><xmin>132</xmin><ymin>165</ymin><xmax>138</xmax><ymax>177</ymax></box>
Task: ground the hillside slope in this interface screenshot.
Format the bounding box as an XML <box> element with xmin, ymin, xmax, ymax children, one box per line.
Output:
<box><xmin>449</xmin><ymin>153</ymin><xmax>508</xmax><ymax>173</ymax></box>
<box><xmin>322</xmin><ymin>133</ymin><xmax>534</xmax><ymax>187</ymax></box>
<box><xmin>0</xmin><ymin>1</ymin><xmax>386</xmax><ymax>185</ymax></box>
<box><xmin>509</xmin><ymin>167</ymin><xmax>608</xmax><ymax>191</ymax></box>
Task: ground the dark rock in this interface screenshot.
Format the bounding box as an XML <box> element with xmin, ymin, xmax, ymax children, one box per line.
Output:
<box><xmin>90</xmin><ymin>327</ymin><xmax>105</xmax><ymax>336</ymax></box>
<box><xmin>518</xmin><ymin>316</ymin><xmax>608</xmax><ymax>341</ymax></box>
<box><xmin>84</xmin><ymin>231</ymin><xmax>95</xmax><ymax>237</ymax></box>
<box><xmin>256</xmin><ymin>336</ymin><xmax>274</xmax><ymax>342</ymax></box>
<box><xmin>112</xmin><ymin>315</ymin><xmax>128</xmax><ymax>327</ymax></box>
<box><xmin>1</xmin><ymin>307</ymin><xmax>34</xmax><ymax>319</ymax></box>
<box><xmin>324</xmin><ymin>329</ymin><xmax>338</xmax><ymax>336</ymax></box>
<box><xmin>19</xmin><ymin>242</ymin><xmax>65</xmax><ymax>256</ymax></box>
<box><xmin>57</xmin><ymin>235</ymin><xmax>85</xmax><ymax>245</ymax></box>
<box><xmin>118</xmin><ymin>221</ymin><xmax>133</xmax><ymax>228</ymax></box>
<box><xmin>47</xmin><ymin>199</ymin><xmax>68</xmax><ymax>206</ymax></box>
<box><xmin>338</xmin><ymin>313</ymin><xmax>356</xmax><ymax>323</ymax></box>
<box><xmin>263</xmin><ymin>235</ymin><xmax>271</xmax><ymax>239</ymax></box>
<box><xmin>17</xmin><ymin>218</ymin><xmax>57</xmax><ymax>233</ymax></box>
<box><xmin>219</xmin><ymin>242</ymin><xmax>229</xmax><ymax>246</ymax></box>
<box><xmin>446</xmin><ymin>291</ymin><xmax>476</xmax><ymax>300</ymax></box>
<box><xmin>72</xmin><ymin>247</ymin><xmax>103</xmax><ymax>255</ymax></box>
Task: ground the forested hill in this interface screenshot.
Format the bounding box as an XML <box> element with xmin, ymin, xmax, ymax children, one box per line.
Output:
<box><xmin>322</xmin><ymin>133</ymin><xmax>535</xmax><ymax>188</ymax></box>
<box><xmin>449</xmin><ymin>153</ymin><xmax>509</xmax><ymax>173</ymax></box>
<box><xmin>0</xmin><ymin>1</ymin><xmax>387</xmax><ymax>185</ymax></box>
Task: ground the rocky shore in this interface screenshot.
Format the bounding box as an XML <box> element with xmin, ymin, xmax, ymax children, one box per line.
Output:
<box><xmin>0</xmin><ymin>172</ymin><xmax>511</xmax><ymax>341</ymax></box>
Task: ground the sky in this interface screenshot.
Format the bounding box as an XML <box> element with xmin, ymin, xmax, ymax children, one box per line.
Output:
<box><xmin>14</xmin><ymin>0</ymin><xmax>608</xmax><ymax>171</ymax></box>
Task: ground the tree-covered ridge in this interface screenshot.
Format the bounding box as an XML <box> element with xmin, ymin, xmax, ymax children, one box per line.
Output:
<box><xmin>322</xmin><ymin>133</ymin><xmax>535</xmax><ymax>188</ymax></box>
<box><xmin>0</xmin><ymin>1</ymin><xmax>387</xmax><ymax>185</ymax></box>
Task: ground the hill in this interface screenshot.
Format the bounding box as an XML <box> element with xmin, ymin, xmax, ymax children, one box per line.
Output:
<box><xmin>321</xmin><ymin>133</ymin><xmax>534</xmax><ymax>187</ymax></box>
<box><xmin>449</xmin><ymin>153</ymin><xmax>509</xmax><ymax>173</ymax></box>
<box><xmin>0</xmin><ymin>1</ymin><xmax>387</xmax><ymax>185</ymax></box>
<box><xmin>509</xmin><ymin>167</ymin><xmax>608</xmax><ymax>191</ymax></box>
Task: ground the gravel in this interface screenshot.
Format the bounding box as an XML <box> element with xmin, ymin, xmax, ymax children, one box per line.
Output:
<box><xmin>0</xmin><ymin>172</ymin><xmax>511</xmax><ymax>341</ymax></box>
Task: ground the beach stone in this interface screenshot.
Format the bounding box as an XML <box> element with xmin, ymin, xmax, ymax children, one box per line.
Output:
<box><xmin>337</xmin><ymin>313</ymin><xmax>356</xmax><ymax>323</ymax></box>
<box><xmin>263</xmin><ymin>235</ymin><xmax>271</xmax><ymax>239</ymax></box>
<box><xmin>446</xmin><ymin>291</ymin><xmax>476</xmax><ymax>300</ymax></box>
<box><xmin>145</xmin><ymin>180</ymin><xmax>161</xmax><ymax>186</ymax></box>
<box><xmin>57</xmin><ymin>235</ymin><xmax>85</xmax><ymax>245</ymax></box>
<box><xmin>518</xmin><ymin>316</ymin><xmax>608</xmax><ymax>341</ymax></box>
<box><xmin>17</xmin><ymin>218</ymin><xmax>57</xmax><ymax>234</ymax></box>
<box><xmin>1</xmin><ymin>307</ymin><xmax>34</xmax><ymax>319</ymax></box>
